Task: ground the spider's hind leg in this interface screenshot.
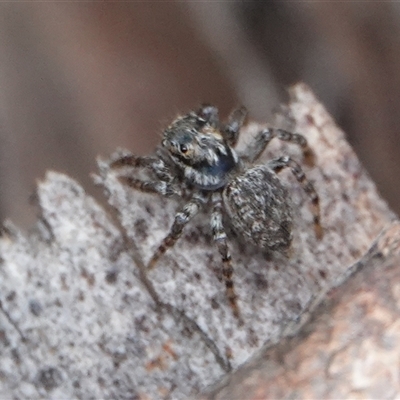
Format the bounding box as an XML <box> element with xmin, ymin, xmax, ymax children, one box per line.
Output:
<box><xmin>269</xmin><ymin>156</ymin><xmax>323</xmax><ymax>239</ymax></box>
<box><xmin>211</xmin><ymin>192</ymin><xmax>243</xmax><ymax>325</ymax></box>
<box><xmin>242</xmin><ymin>127</ymin><xmax>315</xmax><ymax>165</ymax></box>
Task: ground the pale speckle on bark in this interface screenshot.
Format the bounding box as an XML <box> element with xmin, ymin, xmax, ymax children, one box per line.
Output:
<box><xmin>0</xmin><ymin>84</ymin><xmax>396</xmax><ymax>399</ymax></box>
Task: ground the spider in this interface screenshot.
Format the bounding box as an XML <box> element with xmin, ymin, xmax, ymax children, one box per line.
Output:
<box><xmin>110</xmin><ymin>105</ymin><xmax>322</xmax><ymax>323</ymax></box>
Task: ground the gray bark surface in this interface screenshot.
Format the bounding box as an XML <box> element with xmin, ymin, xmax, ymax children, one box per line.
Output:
<box><xmin>0</xmin><ymin>84</ymin><xmax>395</xmax><ymax>399</ymax></box>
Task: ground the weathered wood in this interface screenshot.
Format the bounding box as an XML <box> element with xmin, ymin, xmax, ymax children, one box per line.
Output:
<box><xmin>0</xmin><ymin>84</ymin><xmax>395</xmax><ymax>399</ymax></box>
<box><xmin>205</xmin><ymin>221</ymin><xmax>400</xmax><ymax>399</ymax></box>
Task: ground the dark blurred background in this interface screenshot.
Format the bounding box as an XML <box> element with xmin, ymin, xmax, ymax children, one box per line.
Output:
<box><xmin>1</xmin><ymin>2</ymin><xmax>400</xmax><ymax>228</ymax></box>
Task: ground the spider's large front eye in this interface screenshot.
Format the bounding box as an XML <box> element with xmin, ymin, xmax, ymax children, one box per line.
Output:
<box><xmin>180</xmin><ymin>144</ymin><xmax>188</xmax><ymax>154</ymax></box>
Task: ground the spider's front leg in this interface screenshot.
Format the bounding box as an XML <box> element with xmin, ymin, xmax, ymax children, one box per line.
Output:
<box><xmin>269</xmin><ymin>156</ymin><xmax>323</xmax><ymax>239</ymax></box>
<box><xmin>211</xmin><ymin>192</ymin><xmax>243</xmax><ymax>324</ymax></box>
<box><xmin>241</xmin><ymin>127</ymin><xmax>315</xmax><ymax>166</ymax></box>
<box><xmin>147</xmin><ymin>194</ymin><xmax>207</xmax><ymax>269</ymax></box>
<box><xmin>115</xmin><ymin>176</ymin><xmax>178</xmax><ymax>197</ymax></box>
<box><xmin>110</xmin><ymin>153</ymin><xmax>173</xmax><ymax>183</ymax></box>
<box><xmin>111</xmin><ymin>153</ymin><xmax>179</xmax><ymax>197</ymax></box>
<box><xmin>222</xmin><ymin>106</ymin><xmax>248</xmax><ymax>146</ymax></box>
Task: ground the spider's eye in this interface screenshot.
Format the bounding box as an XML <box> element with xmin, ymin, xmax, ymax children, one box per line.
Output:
<box><xmin>180</xmin><ymin>144</ymin><xmax>188</xmax><ymax>153</ymax></box>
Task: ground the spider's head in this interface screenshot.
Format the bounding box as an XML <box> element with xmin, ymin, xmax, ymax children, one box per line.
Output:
<box><xmin>162</xmin><ymin>108</ymin><xmax>239</xmax><ymax>190</ymax></box>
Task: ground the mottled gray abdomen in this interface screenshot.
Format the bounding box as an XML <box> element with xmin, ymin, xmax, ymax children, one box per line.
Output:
<box><xmin>223</xmin><ymin>165</ymin><xmax>293</xmax><ymax>251</ymax></box>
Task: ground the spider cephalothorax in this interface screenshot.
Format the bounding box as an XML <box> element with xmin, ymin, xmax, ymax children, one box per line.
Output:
<box><xmin>110</xmin><ymin>105</ymin><xmax>322</xmax><ymax>323</ymax></box>
<box><xmin>162</xmin><ymin>110</ymin><xmax>240</xmax><ymax>190</ymax></box>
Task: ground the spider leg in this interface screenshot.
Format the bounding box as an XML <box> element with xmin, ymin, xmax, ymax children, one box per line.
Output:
<box><xmin>241</xmin><ymin>127</ymin><xmax>315</xmax><ymax>165</ymax></box>
<box><xmin>196</xmin><ymin>104</ymin><xmax>220</xmax><ymax>127</ymax></box>
<box><xmin>116</xmin><ymin>176</ymin><xmax>179</xmax><ymax>197</ymax></box>
<box><xmin>147</xmin><ymin>194</ymin><xmax>206</xmax><ymax>269</ymax></box>
<box><xmin>268</xmin><ymin>156</ymin><xmax>323</xmax><ymax>239</ymax></box>
<box><xmin>110</xmin><ymin>153</ymin><xmax>173</xmax><ymax>183</ymax></box>
<box><xmin>222</xmin><ymin>106</ymin><xmax>248</xmax><ymax>146</ymax></box>
<box><xmin>211</xmin><ymin>192</ymin><xmax>243</xmax><ymax>324</ymax></box>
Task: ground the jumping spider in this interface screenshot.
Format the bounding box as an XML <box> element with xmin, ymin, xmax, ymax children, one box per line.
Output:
<box><xmin>110</xmin><ymin>105</ymin><xmax>322</xmax><ymax>323</ymax></box>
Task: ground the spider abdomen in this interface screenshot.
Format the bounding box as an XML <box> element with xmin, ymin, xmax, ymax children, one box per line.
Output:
<box><xmin>223</xmin><ymin>165</ymin><xmax>293</xmax><ymax>251</ymax></box>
